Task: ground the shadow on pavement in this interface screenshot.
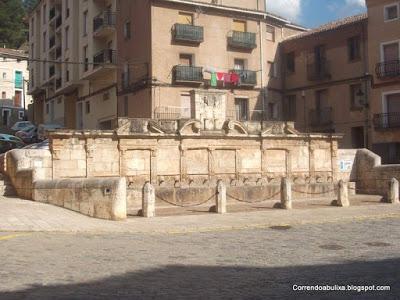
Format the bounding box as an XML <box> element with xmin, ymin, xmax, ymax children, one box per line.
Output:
<box><xmin>1</xmin><ymin>258</ymin><xmax>399</xmax><ymax>299</ymax></box>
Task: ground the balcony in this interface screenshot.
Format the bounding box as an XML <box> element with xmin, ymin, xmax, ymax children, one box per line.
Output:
<box><xmin>93</xmin><ymin>49</ymin><xmax>116</xmax><ymax>67</ymax></box>
<box><xmin>307</xmin><ymin>60</ymin><xmax>331</xmax><ymax>81</ymax></box>
<box><xmin>310</xmin><ymin>108</ymin><xmax>333</xmax><ymax>127</ymax></box>
<box><xmin>173</xmin><ymin>65</ymin><xmax>203</xmax><ymax>83</ymax></box>
<box><xmin>226</xmin><ymin>109</ymin><xmax>268</xmax><ymax>122</ymax></box>
<box><xmin>93</xmin><ymin>12</ymin><xmax>116</xmax><ymax>38</ymax></box>
<box><xmin>228</xmin><ymin>31</ymin><xmax>257</xmax><ymax>50</ymax></box>
<box><xmin>373</xmin><ymin>113</ymin><xmax>400</xmax><ymax>130</ymax></box>
<box><xmin>376</xmin><ymin>60</ymin><xmax>400</xmax><ymax>79</ymax></box>
<box><xmin>173</xmin><ymin>24</ymin><xmax>204</xmax><ymax>44</ymax></box>
<box><xmin>154</xmin><ymin>106</ymin><xmax>192</xmax><ymax>120</ymax></box>
<box><xmin>231</xmin><ymin>70</ymin><xmax>257</xmax><ymax>86</ymax></box>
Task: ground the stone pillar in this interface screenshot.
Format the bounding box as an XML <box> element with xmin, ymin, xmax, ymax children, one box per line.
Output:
<box><xmin>142</xmin><ymin>182</ymin><xmax>155</xmax><ymax>218</ymax></box>
<box><xmin>388</xmin><ymin>178</ymin><xmax>399</xmax><ymax>204</ymax></box>
<box><xmin>281</xmin><ymin>177</ymin><xmax>292</xmax><ymax>210</ymax></box>
<box><xmin>216</xmin><ymin>180</ymin><xmax>226</xmax><ymax>214</ymax></box>
<box><xmin>337</xmin><ymin>180</ymin><xmax>350</xmax><ymax>207</ymax></box>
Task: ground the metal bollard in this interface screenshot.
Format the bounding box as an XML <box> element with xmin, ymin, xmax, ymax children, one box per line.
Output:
<box><xmin>388</xmin><ymin>178</ymin><xmax>399</xmax><ymax>204</ymax></box>
<box><xmin>337</xmin><ymin>180</ymin><xmax>350</xmax><ymax>207</ymax></box>
<box><xmin>216</xmin><ymin>180</ymin><xmax>227</xmax><ymax>214</ymax></box>
<box><xmin>281</xmin><ymin>177</ymin><xmax>292</xmax><ymax>210</ymax></box>
<box><xmin>142</xmin><ymin>182</ymin><xmax>155</xmax><ymax>218</ymax></box>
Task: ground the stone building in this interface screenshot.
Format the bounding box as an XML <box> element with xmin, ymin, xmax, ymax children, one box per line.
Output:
<box><xmin>281</xmin><ymin>14</ymin><xmax>369</xmax><ymax>149</ymax></box>
<box><xmin>0</xmin><ymin>48</ymin><xmax>32</xmax><ymax>110</ymax></box>
<box><xmin>116</xmin><ymin>0</ymin><xmax>304</xmax><ymax>123</ymax></box>
<box><xmin>367</xmin><ymin>0</ymin><xmax>400</xmax><ymax>164</ymax></box>
<box><xmin>28</xmin><ymin>0</ymin><xmax>118</xmax><ymax>129</ymax></box>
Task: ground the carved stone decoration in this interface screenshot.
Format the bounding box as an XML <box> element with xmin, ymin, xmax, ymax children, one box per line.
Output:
<box><xmin>261</xmin><ymin>122</ymin><xmax>300</xmax><ymax>136</ymax></box>
<box><xmin>147</xmin><ymin>121</ymin><xmax>165</xmax><ymax>135</ymax></box>
<box><xmin>86</xmin><ymin>143</ymin><xmax>96</xmax><ymax>159</ymax></box>
<box><xmin>224</xmin><ymin>120</ymin><xmax>248</xmax><ymax>136</ymax></box>
<box><xmin>115</xmin><ymin>119</ymin><xmax>132</xmax><ymax>135</ymax></box>
<box><xmin>179</xmin><ymin>120</ymin><xmax>202</xmax><ymax>136</ymax></box>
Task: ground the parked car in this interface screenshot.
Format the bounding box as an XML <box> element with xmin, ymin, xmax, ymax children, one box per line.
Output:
<box><xmin>15</xmin><ymin>126</ymin><xmax>38</xmax><ymax>144</ymax></box>
<box><xmin>38</xmin><ymin>124</ymin><xmax>64</xmax><ymax>141</ymax></box>
<box><xmin>23</xmin><ymin>139</ymin><xmax>49</xmax><ymax>150</ymax></box>
<box><xmin>11</xmin><ymin>121</ymin><xmax>34</xmax><ymax>132</ymax></box>
<box><xmin>0</xmin><ymin>134</ymin><xmax>25</xmax><ymax>154</ymax></box>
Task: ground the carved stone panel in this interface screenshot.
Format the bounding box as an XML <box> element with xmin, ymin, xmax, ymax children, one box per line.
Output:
<box><xmin>122</xmin><ymin>150</ymin><xmax>151</xmax><ymax>177</ymax></box>
<box><xmin>214</xmin><ymin>150</ymin><xmax>236</xmax><ymax>174</ymax></box>
<box><xmin>314</xmin><ymin>148</ymin><xmax>332</xmax><ymax>172</ymax></box>
<box><xmin>186</xmin><ymin>149</ymin><xmax>209</xmax><ymax>175</ymax></box>
<box><xmin>264</xmin><ymin>149</ymin><xmax>288</xmax><ymax>173</ymax></box>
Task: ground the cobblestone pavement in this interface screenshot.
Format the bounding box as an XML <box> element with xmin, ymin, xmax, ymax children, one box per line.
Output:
<box><xmin>1</xmin><ymin>195</ymin><xmax>400</xmax><ymax>235</ymax></box>
<box><xmin>0</xmin><ymin>217</ymin><xmax>399</xmax><ymax>299</ymax></box>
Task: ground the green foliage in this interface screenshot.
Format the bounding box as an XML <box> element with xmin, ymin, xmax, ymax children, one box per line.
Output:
<box><xmin>0</xmin><ymin>0</ymin><xmax>29</xmax><ymax>48</ymax></box>
<box><xmin>22</xmin><ymin>0</ymin><xmax>38</xmax><ymax>11</ymax></box>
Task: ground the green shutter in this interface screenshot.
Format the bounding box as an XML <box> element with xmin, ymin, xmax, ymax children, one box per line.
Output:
<box><xmin>15</xmin><ymin>71</ymin><xmax>23</xmax><ymax>89</ymax></box>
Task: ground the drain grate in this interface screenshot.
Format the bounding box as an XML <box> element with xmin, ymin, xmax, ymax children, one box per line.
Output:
<box><xmin>319</xmin><ymin>244</ymin><xmax>345</xmax><ymax>250</ymax></box>
<box><xmin>365</xmin><ymin>242</ymin><xmax>392</xmax><ymax>247</ymax></box>
<box><xmin>270</xmin><ymin>225</ymin><xmax>292</xmax><ymax>231</ymax></box>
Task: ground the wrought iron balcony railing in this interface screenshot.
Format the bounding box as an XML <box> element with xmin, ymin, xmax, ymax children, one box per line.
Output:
<box><xmin>307</xmin><ymin>60</ymin><xmax>331</xmax><ymax>81</ymax></box>
<box><xmin>231</xmin><ymin>70</ymin><xmax>257</xmax><ymax>86</ymax></box>
<box><xmin>173</xmin><ymin>24</ymin><xmax>204</xmax><ymax>43</ymax></box>
<box><xmin>154</xmin><ymin>106</ymin><xmax>192</xmax><ymax>120</ymax></box>
<box><xmin>93</xmin><ymin>12</ymin><xmax>116</xmax><ymax>33</ymax></box>
<box><xmin>93</xmin><ymin>49</ymin><xmax>116</xmax><ymax>67</ymax></box>
<box><xmin>173</xmin><ymin>65</ymin><xmax>203</xmax><ymax>83</ymax></box>
<box><xmin>373</xmin><ymin>112</ymin><xmax>400</xmax><ymax>130</ymax></box>
<box><xmin>376</xmin><ymin>60</ymin><xmax>400</xmax><ymax>79</ymax></box>
<box><xmin>228</xmin><ymin>31</ymin><xmax>257</xmax><ymax>49</ymax></box>
<box><xmin>226</xmin><ymin>109</ymin><xmax>270</xmax><ymax>121</ymax></box>
<box><xmin>309</xmin><ymin>108</ymin><xmax>333</xmax><ymax>127</ymax></box>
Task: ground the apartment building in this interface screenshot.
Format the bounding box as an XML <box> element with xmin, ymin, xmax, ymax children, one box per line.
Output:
<box><xmin>116</xmin><ymin>0</ymin><xmax>305</xmax><ymax>124</ymax></box>
<box><xmin>0</xmin><ymin>48</ymin><xmax>32</xmax><ymax>110</ymax></box>
<box><xmin>281</xmin><ymin>14</ymin><xmax>369</xmax><ymax>149</ymax></box>
<box><xmin>367</xmin><ymin>0</ymin><xmax>400</xmax><ymax>164</ymax></box>
<box><xmin>28</xmin><ymin>0</ymin><xmax>117</xmax><ymax>129</ymax></box>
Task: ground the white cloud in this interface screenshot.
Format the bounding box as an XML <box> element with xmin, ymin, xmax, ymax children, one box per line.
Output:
<box><xmin>345</xmin><ymin>0</ymin><xmax>366</xmax><ymax>8</ymax></box>
<box><xmin>266</xmin><ymin>0</ymin><xmax>302</xmax><ymax>21</ymax></box>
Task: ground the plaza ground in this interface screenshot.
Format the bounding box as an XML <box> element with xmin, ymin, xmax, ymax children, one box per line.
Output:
<box><xmin>0</xmin><ymin>195</ymin><xmax>399</xmax><ymax>299</ymax></box>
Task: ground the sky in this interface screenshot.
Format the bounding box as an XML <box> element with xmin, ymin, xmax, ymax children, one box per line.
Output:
<box><xmin>267</xmin><ymin>0</ymin><xmax>367</xmax><ymax>28</ymax></box>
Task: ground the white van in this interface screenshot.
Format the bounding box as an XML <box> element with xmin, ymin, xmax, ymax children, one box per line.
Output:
<box><xmin>37</xmin><ymin>124</ymin><xmax>64</xmax><ymax>141</ymax></box>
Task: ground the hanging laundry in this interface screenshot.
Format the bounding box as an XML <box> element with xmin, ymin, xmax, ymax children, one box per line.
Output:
<box><xmin>224</xmin><ymin>73</ymin><xmax>232</xmax><ymax>84</ymax></box>
<box><xmin>230</xmin><ymin>72</ymin><xmax>240</xmax><ymax>85</ymax></box>
<box><xmin>216</xmin><ymin>72</ymin><xmax>225</xmax><ymax>81</ymax></box>
<box><xmin>210</xmin><ymin>72</ymin><xmax>217</xmax><ymax>87</ymax></box>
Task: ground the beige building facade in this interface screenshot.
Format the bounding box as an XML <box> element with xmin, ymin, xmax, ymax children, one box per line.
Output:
<box><xmin>367</xmin><ymin>0</ymin><xmax>400</xmax><ymax>164</ymax></box>
<box><xmin>28</xmin><ymin>0</ymin><xmax>117</xmax><ymax>129</ymax></box>
<box><xmin>116</xmin><ymin>0</ymin><xmax>304</xmax><ymax>124</ymax></box>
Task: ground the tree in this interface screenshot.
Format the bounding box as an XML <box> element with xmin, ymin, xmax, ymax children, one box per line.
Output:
<box><xmin>0</xmin><ymin>0</ymin><xmax>28</xmax><ymax>49</ymax></box>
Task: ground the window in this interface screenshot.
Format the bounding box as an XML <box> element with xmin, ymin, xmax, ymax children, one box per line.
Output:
<box><xmin>65</xmin><ymin>0</ymin><xmax>69</xmax><ymax>18</ymax></box>
<box><xmin>2</xmin><ymin>109</ymin><xmax>10</xmax><ymax>126</ymax></box>
<box><xmin>83</xmin><ymin>45</ymin><xmax>88</xmax><ymax>72</ymax></box>
<box><xmin>179</xmin><ymin>54</ymin><xmax>193</xmax><ymax>66</ymax></box>
<box><xmin>348</xmin><ymin>36</ymin><xmax>361</xmax><ymax>61</ymax></box>
<box><xmin>283</xmin><ymin>95</ymin><xmax>296</xmax><ymax>121</ymax></box>
<box><xmin>65</xmin><ymin>26</ymin><xmax>69</xmax><ymax>49</ymax></box>
<box><xmin>43</xmin><ymin>4</ymin><xmax>47</xmax><ymax>24</ymax></box>
<box><xmin>2</xmin><ymin>72</ymin><xmax>6</xmax><ymax>79</ymax></box>
<box><xmin>178</xmin><ymin>12</ymin><xmax>194</xmax><ymax>25</ymax></box>
<box><xmin>351</xmin><ymin>127</ymin><xmax>365</xmax><ymax>148</ymax></box>
<box><xmin>31</xmin><ymin>18</ymin><xmax>34</xmax><ymax>36</ymax></box>
<box><xmin>18</xmin><ymin>111</ymin><xmax>24</xmax><ymax>120</ymax></box>
<box><xmin>286</xmin><ymin>52</ymin><xmax>295</xmax><ymax>74</ymax></box>
<box><xmin>233</xmin><ymin>20</ymin><xmax>246</xmax><ymax>32</ymax></box>
<box><xmin>235</xmin><ymin>98</ymin><xmax>248</xmax><ymax>121</ymax></box>
<box><xmin>123</xmin><ymin>96</ymin><xmax>129</xmax><ymax>117</ymax></box>
<box><xmin>103</xmin><ymin>92</ymin><xmax>110</xmax><ymax>101</ymax></box>
<box><xmin>384</xmin><ymin>4</ymin><xmax>399</xmax><ymax>21</ymax></box>
<box><xmin>1</xmin><ymin>92</ymin><xmax>6</xmax><ymax>99</ymax></box>
<box><xmin>124</xmin><ymin>21</ymin><xmax>131</xmax><ymax>39</ymax></box>
<box><xmin>83</xmin><ymin>11</ymin><xmax>88</xmax><ymax>36</ymax></box>
<box><xmin>267</xmin><ymin>102</ymin><xmax>277</xmax><ymax>120</ymax></box>
<box><xmin>350</xmin><ymin>84</ymin><xmax>363</xmax><ymax>109</ymax></box>
<box><xmin>85</xmin><ymin>101</ymin><xmax>90</xmax><ymax>114</ymax></box>
<box><xmin>15</xmin><ymin>71</ymin><xmax>23</xmax><ymax>89</ymax></box>
<box><xmin>122</xmin><ymin>63</ymin><xmax>130</xmax><ymax>88</ymax></box>
<box><xmin>46</xmin><ymin>103</ymin><xmax>50</xmax><ymax>114</ymax></box>
<box><xmin>266</xmin><ymin>25</ymin><xmax>275</xmax><ymax>42</ymax></box>
<box><xmin>268</xmin><ymin>61</ymin><xmax>277</xmax><ymax>78</ymax></box>
<box><xmin>234</xmin><ymin>59</ymin><xmax>245</xmax><ymax>71</ymax></box>
<box><xmin>43</xmin><ymin>31</ymin><xmax>46</xmax><ymax>52</ymax></box>
<box><xmin>382</xmin><ymin>42</ymin><xmax>399</xmax><ymax>62</ymax></box>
